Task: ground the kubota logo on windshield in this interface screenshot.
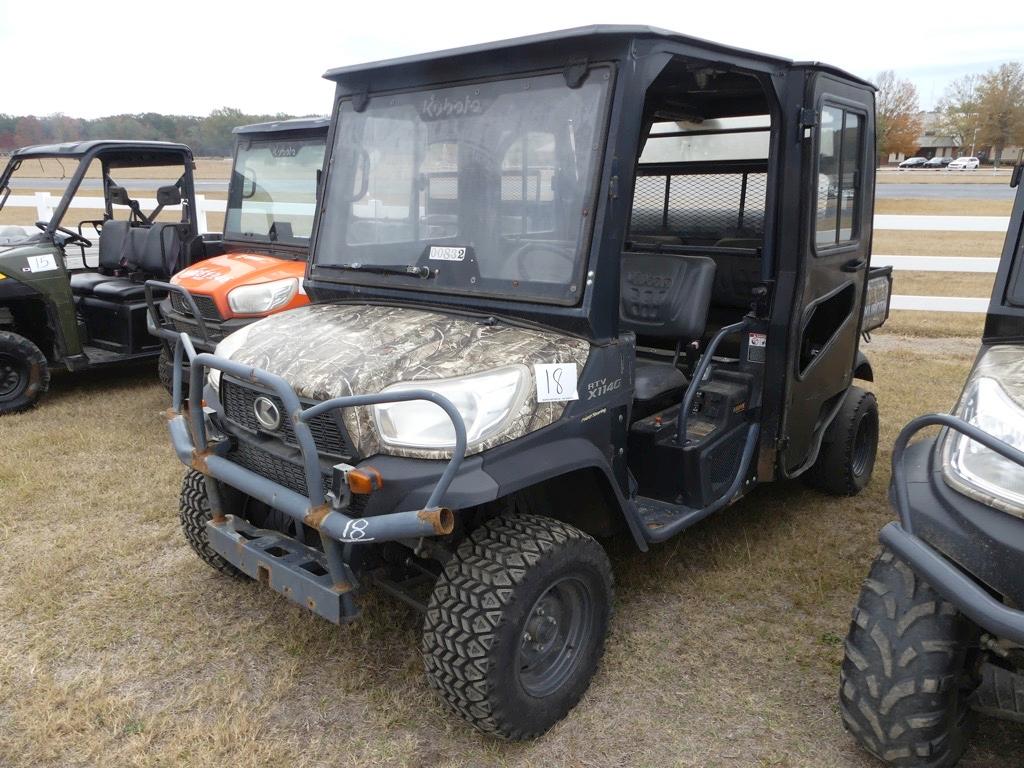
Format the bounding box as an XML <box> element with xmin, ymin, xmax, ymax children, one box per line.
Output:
<box><xmin>420</xmin><ymin>94</ymin><xmax>484</xmax><ymax>120</ymax></box>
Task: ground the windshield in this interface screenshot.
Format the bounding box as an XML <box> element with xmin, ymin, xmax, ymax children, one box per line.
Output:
<box><xmin>0</xmin><ymin>156</ymin><xmax>79</xmax><ymax>245</ymax></box>
<box><xmin>224</xmin><ymin>134</ymin><xmax>326</xmax><ymax>245</ymax></box>
<box><xmin>314</xmin><ymin>70</ymin><xmax>610</xmax><ymax>304</ymax></box>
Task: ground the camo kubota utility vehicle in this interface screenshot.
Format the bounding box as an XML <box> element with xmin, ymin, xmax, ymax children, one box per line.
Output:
<box><xmin>0</xmin><ymin>140</ymin><xmax>203</xmax><ymax>413</ymax></box>
<box><xmin>165</xmin><ymin>26</ymin><xmax>893</xmax><ymax>738</ymax></box>
<box><xmin>841</xmin><ymin>156</ymin><xmax>1024</xmax><ymax>767</ymax></box>
<box><xmin>146</xmin><ymin>118</ymin><xmax>328</xmax><ymax>391</ymax></box>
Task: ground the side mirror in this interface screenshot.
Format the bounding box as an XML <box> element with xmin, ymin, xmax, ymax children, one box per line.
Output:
<box><xmin>156</xmin><ymin>185</ymin><xmax>182</xmax><ymax>206</ymax></box>
<box><xmin>108</xmin><ymin>185</ymin><xmax>132</xmax><ymax>206</ymax></box>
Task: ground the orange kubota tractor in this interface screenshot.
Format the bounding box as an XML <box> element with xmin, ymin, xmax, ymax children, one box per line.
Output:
<box><xmin>147</xmin><ymin>117</ymin><xmax>327</xmax><ymax>390</ymax></box>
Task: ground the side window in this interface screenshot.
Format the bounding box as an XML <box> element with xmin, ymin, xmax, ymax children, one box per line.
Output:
<box><xmin>815</xmin><ymin>105</ymin><xmax>863</xmax><ymax>248</ymax></box>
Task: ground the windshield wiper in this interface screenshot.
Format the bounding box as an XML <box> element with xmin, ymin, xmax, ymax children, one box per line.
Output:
<box><xmin>335</xmin><ymin>263</ymin><xmax>434</xmax><ymax>279</ymax></box>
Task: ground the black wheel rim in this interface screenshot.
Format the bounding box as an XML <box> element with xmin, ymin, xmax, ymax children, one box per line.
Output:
<box><xmin>0</xmin><ymin>352</ymin><xmax>28</xmax><ymax>400</ymax></box>
<box><xmin>852</xmin><ymin>411</ymin><xmax>878</xmax><ymax>477</ymax></box>
<box><xmin>516</xmin><ymin>575</ymin><xmax>594</xmax><ymax>698</ymax></box>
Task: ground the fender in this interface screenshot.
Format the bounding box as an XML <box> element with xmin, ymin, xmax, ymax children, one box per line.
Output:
<box><xmin>853</xmin><ymin>349</ymin><xmax>874</xmax><ymax>381</ymax></box>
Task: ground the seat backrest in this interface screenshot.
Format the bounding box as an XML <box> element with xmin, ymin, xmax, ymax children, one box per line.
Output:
<box><xmin>620</xmin><ymin>252</ymin><xmax>716</xmax><ymax>340</ymax></box>
<box><xmin>97</xmin><ymin>220</ymin><xmax>132</xmax><ymax>272</ymax></box>
<box><xmin>707</xmin><ymin>239</ymin><xmax>762</xmax><ymax>310</ymax></box>
<box><xmin>136</xmin><ymin>223</ymin><xmax>183</xmax><ymax>278</ymax></box>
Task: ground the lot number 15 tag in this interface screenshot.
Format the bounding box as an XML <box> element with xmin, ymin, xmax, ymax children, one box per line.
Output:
<box><xmin>534</xmin><ymin>363</ymin><xmax>578</xmax><ymax>403</ymax></box>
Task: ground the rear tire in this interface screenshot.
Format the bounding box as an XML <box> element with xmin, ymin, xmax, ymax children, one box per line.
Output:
<box><xmin>840</xmin><ymin>547</ymin><xmax>981</xmax><ymax>767</ymax></box>
<box><xmin>422</xmin><ymin>514</ymin><xmax>613</xmax><ymax>739</ymax></box>
<box><xmin>804</xmin><ymin>385</ymin><xmax>878</xmax><ymax>495</ymax></box>
<box><xmin>179</xmin><ymin>469</ymin><xmax>243</xmax><ymax>578</ymax></box>
<box><xmin>0</xmin><ymin>330</ymin><xmax>50</xmax><ymax>415</ymax></box>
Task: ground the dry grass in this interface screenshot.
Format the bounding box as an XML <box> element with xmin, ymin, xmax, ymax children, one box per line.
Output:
<box><xmin>877</xmin><ymin>311</ymin><xmax>987</xmax><ymax>339</ymax></box>
<box><xmin>875</xmin><ymin>198</ymin><xmax>1012</xmax><ymax>216</ymax></box>
<box><xmin>894</xmin><ymin>270</ymin><xmax>994</xmax><ymax>299</ymax></box>
<box><xmin>873</xmin><ymin>230</ymin><xmax>1005</xmax><ymax>258</ymax></box>
<box><xmin>0</xmin><ymin>347</ymin><xmax>1020</xmax><ymax>767</ymax></box>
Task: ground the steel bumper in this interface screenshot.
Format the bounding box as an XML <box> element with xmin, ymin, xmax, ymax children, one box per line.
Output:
<box><xmin>164</xmin><ymin>332</ymin><xmax>468</xmax><ymax>623</ymax></box>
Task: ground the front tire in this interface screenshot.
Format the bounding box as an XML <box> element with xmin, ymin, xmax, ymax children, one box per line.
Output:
<box><xmin>0</xmin><ymin>330</ymin><xmax>50</xmax><ymax>415</ymax></box>
<box><xmin>179</xmin><ymin>469</ymin><xmax>243</xmax><ymax>577</ymax></box>
<box><xmin>422</xmin><ymin>514</ymin><xmax>613</xmax><ymax>739</ymax></box>
<box><xmin>804</xmin><ymin>385</ymin><xmax>879</xmax><ymax>495</ymax></box>
<box><xmin>840</xmin><ymin>547</ymin><xmax>981</xmax><ymax>767</ymax></box>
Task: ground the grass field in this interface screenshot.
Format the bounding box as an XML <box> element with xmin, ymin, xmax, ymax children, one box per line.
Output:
<box><xmin>0</xmin><ymin>345</ymin><xmax>1021</xmax><ymax>768</ymax></box>
<box><xmin>0</xmin><ymin>174</ymin><xmax>1021</xmax><ymax>764</ymax></box>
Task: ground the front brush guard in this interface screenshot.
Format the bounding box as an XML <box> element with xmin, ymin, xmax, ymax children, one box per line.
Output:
<box><xmin>884</xmin><ymin>414</ymin><xmax>1024</xmax><ymax>645</ymax></box>
<box><xmin>165</xmin><ymin>333</ymin><xmax>467</xmax><ymax>621</ymax></box>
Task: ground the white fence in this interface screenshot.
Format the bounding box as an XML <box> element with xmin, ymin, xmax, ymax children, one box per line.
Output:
<box><xmin>3</xmin><ymin>194</ymin><xmax>1010</xmax><ymax>314</ymax></box>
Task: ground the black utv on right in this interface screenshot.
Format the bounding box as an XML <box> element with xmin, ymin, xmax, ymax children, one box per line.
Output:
<box><xmin>841</xmin><ymin>158</ymin><xmax>1024</xmax><ymax>767</ymax></box>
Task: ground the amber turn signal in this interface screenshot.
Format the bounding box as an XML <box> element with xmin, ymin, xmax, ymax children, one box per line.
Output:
<box><xmin>346</xmin><ymin>466</ymin><xmax>383</xmax><ymax>495</ymax></box>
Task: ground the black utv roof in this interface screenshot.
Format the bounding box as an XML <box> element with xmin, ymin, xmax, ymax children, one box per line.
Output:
<box><xmin>233</xmin><ymin>117</ymin><xmax>329</xmax><ymax>135</ymax></box>
<box><xmin>323</xmin><ymin>25</ymin><xmax>874</xmax><ymax>90</ymax></box>
<box><xmin>11</xmin><ymin>139</ymin><xmax>193</xmax><ymax>160</ymax></box>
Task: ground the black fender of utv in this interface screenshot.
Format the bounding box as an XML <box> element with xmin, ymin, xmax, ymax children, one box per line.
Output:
<box><xmin>853</xmin><ymin>349</ymin><xmax>873</xmax><ymax>381</ymax></box>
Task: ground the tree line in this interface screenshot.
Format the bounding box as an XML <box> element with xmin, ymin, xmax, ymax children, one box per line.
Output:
<box><xmin>0</xmin><ymin>107</ymin><xmax>316</xmax><ymax>157</ymax></box>
<box><xmin>876</xmin><ymin>62</ymin><xmax>1024</xmax><ymax>165</ymax></box>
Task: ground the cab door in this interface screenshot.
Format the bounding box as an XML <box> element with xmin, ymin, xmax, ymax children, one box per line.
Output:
<box><xmin>782</xmin><ymin>73</ymin><xmax>875</xmax><ymax>470</ymax></box>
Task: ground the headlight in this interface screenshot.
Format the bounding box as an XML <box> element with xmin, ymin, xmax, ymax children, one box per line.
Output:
<box><xmin>207</xmin><ymin>324</ymin><xmax>253</xmax><ymax>392</ymax></box>
<box><xmin>227</xmin><ymin>278</ymin><xmax>298</xmax><ymax>315</ymax></box>
<box><xmin>372</xmin><ymin>366</ymin><xmax>530</xmax><ymax>451</ymax></box>
<box><xmin>943</xmin><ymin>375</ymin><xmax>1024</xmax><ymax>517</ymax></box>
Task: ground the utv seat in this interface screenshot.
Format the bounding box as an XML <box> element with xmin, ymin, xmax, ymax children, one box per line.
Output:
<box><xmin>70</xmin><ymin>185</ymin><xmax>186</xmax><ymax>300</ymax></box>
<box><xmin>70</xmin><ymin>222</ymin><xmax>184</xmax><ymax>300</ymax></box>
<box><xmin>703</xmin><ymin>239</ymin><xmax>763</xmax><ymax>333</ymax></box>
<box><xmin>620</xmin><ymin>251</ymin><xmax>716</xmax><ymax>402</ymax></box>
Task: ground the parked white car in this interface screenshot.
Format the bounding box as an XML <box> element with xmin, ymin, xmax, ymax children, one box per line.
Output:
<box><xmin>947</xmin><ymin>156</ymin><xmax>980</xmax><ymax>170</ymax></box>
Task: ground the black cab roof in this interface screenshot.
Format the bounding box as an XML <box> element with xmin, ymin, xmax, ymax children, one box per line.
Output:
<box><xmin>323</xmin><ymin>25</ymin><xmax>874</xmax><ymax>90</ymax></box>
<box><xmin>11</xmin><ymin>139</ymin><xmax>193</xmax><ymax>161</ymax></box>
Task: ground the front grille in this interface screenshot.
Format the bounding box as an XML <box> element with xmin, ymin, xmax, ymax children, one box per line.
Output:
<box><xmin>220</xmin><ymin>377</ymin><xmax>356</xmax><ymax>460</ymax></box>
<box><xmin>171</xmin><ymin>316</ymin><xmax>227</xmax><ymax>343</ymax></box>
<box><xmin>171</xmin><ymin>291</ymin><xmax>222</xmax><ymax>321</ymax></box>
<box><xmin>229</xmin><ymin>441</ymin><xmax>331</xmax><ymax>497</ymax></box>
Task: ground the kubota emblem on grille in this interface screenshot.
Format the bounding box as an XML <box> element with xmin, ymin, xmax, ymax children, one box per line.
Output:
<box><xmin>253</xmin><ymin>396</ymin><xmax>282</xmax><ymax>431</ymax></box>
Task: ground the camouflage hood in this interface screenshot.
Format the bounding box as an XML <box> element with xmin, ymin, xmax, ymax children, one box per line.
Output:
<box><xmin>219</xmin><ymin>303</ymin><xmax>591</xmax><ymax>458</ymax></box>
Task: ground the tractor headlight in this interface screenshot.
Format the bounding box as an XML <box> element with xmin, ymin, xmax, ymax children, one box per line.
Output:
<box><xmin>942</xmin><ymin>347</ymin><xmax>1024</xmax><ymax>517</ymax></box>
<box><xmin>227</xmin><ymin>277</ymin><xmax>298</xmax><ymax>315</ymax></box>
<box><xmin>207</xmin><ymin>324</ymin><xmax>254</xmax><ymax>393</ymax></box>
<box><xmin>372</xmin><ymin>366</ymin><xmax>530</xmax><ymax>452</ymax></box>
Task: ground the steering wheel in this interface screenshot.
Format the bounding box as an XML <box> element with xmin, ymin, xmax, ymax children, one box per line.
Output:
<box><xmin>509</xmin><ymin>241</ymin><xmax>575</xmax><ymax>280</ymax></box>
<box><xmin>35</xmin><ymin>221</ymin><xmax>92</xmax><ymax>248</ymax></box>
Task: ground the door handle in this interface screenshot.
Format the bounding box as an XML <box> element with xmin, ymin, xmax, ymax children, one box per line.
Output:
<box><xmin>841</xmin><ymin>258</ymin><xmax>867</xmax><ymax>273</ymax></box>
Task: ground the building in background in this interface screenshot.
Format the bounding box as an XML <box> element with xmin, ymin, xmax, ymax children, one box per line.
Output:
<box><xmin>885</xmin><ymin>112</ymin><xmax>1021</xmax><ymax>165</ymax></box>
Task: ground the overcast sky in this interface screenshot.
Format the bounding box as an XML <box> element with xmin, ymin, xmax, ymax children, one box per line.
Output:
<box><xmin>1</xmin><ymin>0</ymin><xmax>1020</xmax><ymax>118</ymax></box>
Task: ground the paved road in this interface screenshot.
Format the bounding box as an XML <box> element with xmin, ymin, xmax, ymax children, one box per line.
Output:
<box><xmin>876</xmin><ymin>183</ymin><xmax>1014</xmax><ymax>200</ymax></box>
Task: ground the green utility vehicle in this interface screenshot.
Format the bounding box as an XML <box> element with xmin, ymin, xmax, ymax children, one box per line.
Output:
<box><xmin>0</xmin><ymin>141</ymin><xmax>202</xmax><ymax>413</ymax></box>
